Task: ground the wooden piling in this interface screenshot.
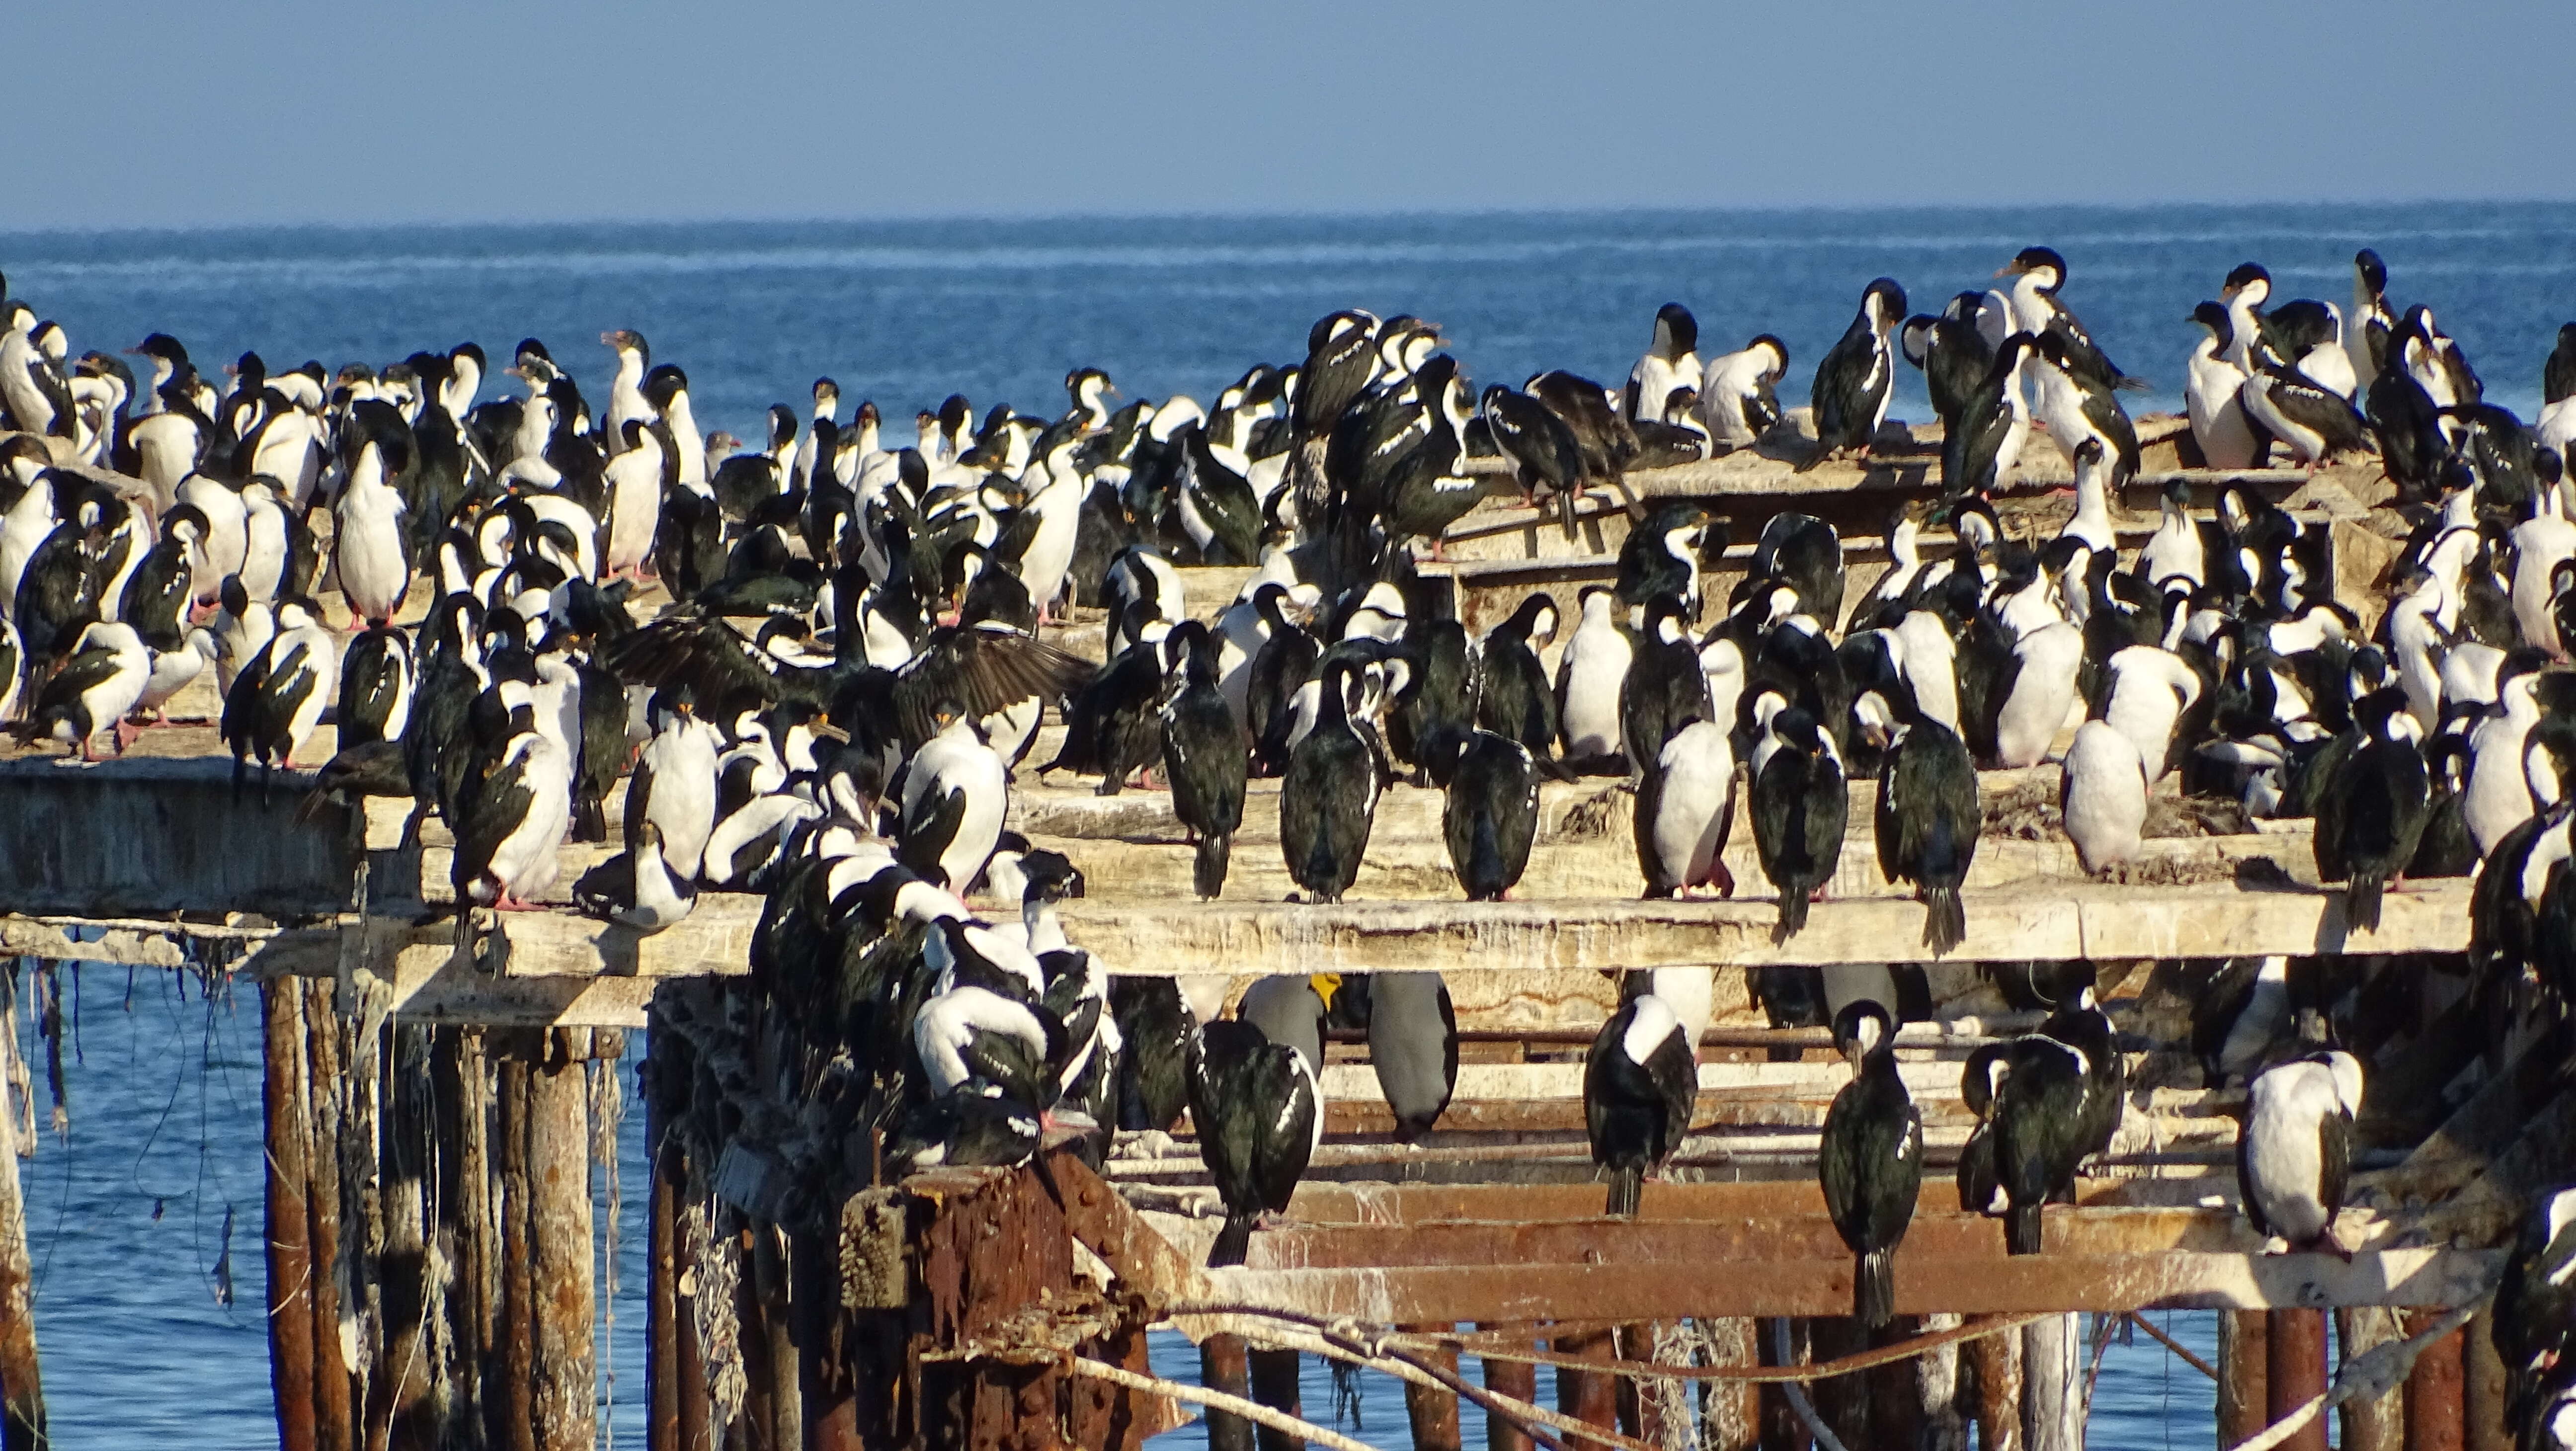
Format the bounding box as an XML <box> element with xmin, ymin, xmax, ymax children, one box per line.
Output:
<box><xmin>264</xmin><ymin>977</ymin><xmax>318</xmax><ymax>1451</ymax></box>
<box><xmin>2405</xmin><ymin>1309</ymin><xmax>2464</xmax><ymax>1451</ymax></box>
<box><xmin>1247</xmin><ymin>1347</ymin><xmax>1305</xmax><ymax>1451</ymax></box>
<box><xmin>2463</xmin><ymin>1313</ymin><xmax>2508</xmax><ymax>1451</ymax></box>
<box><xmin>1701</xmin><ymin>1317</ymin><xmax>1763</xmax><ymax>1451</ymax></box>
<box><xmin>491</xmin><ymin>1054</ymin><xmax>537</xmax><ymax>1451</ymax></box>
<box><xmin>527</xmin><ymin>1031</ymin><xmax>597</xmax><ymax>1451</ymax></box>
<box><xmin>2221</xmin><ymin>1310</ymin><xmax>2270</xmax><ymax>1449</ymax></box>
<box><xmin>1202</xmin><ymin>1336</ymin><xmax>1255</xmax><ymax>1451</ymax></box>
<box><xmin>433</xmin><ymin>1028</ymin><xmax>495</xmax><ymax>1449</ymax></box>
<box><xmin>646</xmin><ymin>1040</ymin><xmax>679</xmax><ymax>1451</ymax></box>
<box><xmin>1400</xmin><ymin>1325</ymin><xmax>1461</xmax><ymax>1451</ymax></box>
<box><xmin>1808</xmin><ymin>1316</ymin><xmax>1872</xmax><ymax>1450</ymax></box>
<box><xmin>1968</xmin><ymin>1315</ymin><xmax>2022</xmax><ymax>1451</ymax></box>
<box><xmin>1477</xmin><ymin>1326</ymin><xmax>1536</xmax><ymax>1451</ymax></box>
<box><xmin>0</xmin><ymin>966</ymin><xmax>38</xmax><ymax>1451</ymax></box>
<box><xmin>2267</xmin><ymin>1309</ymin><xmax>2328</xmax><ymax>1451</ymax></box>
<box><xmin>2021</xmin><ymin>1311</ymin><xmax>2081</xmax><ymax>1451</ymax></box>
<box><xmin>369</xmin><ymin>1022</ymin><xmax>434</xmax><ymax>1449</ymax></box>
<box><xmin>2337</xmin><ymin>1307</ymin><xmax>2404</xmax><ymax>1451</ymax></box>
<box><xmin>1758</xmin><ymin>1318</ymin><xmax>1811</xmax><ymax>1451</ymax></box>
<box><xmin>1552</xmin><ymin>1328</ymin><xmax>1618</xmax><ymax>1451</ymax></box>
<box><xmin>1915</xmin><ymin>1313</ymin><xmax>1970</xmax><ymax>1451</ymax></box>
<box><xmin>303</xmin><ymin>989</ymin><xmax>353</xmax><ymax>1451</ymax></box>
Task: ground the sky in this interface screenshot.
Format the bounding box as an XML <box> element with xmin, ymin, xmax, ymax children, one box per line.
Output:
<box><xmin>7</xmin><ymin>0</ymin><xmax>2572</xmax><ymax>231</ymax></box>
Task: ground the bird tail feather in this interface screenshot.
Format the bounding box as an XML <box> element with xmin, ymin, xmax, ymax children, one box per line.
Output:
<box><xmin>1774</xmin><ymin>884</ymin><xmax>1811</xmax><ymax>943</ymax></box>
<box><xmin>2348</xmin><ymin>873</ymin><xmax>2384</xmax><ymax>934</ymax></box>
<box><xmin>1855</xmin><ymin>1245</ymin><xmax>1897</xmax><ymax>1329</ymax></box>
<box><xmin>1924</xmin><ymin>885</ymin><xmax>1965</xmax><ymax>957</ymax></box>
<box><xmin>1208</xmin><ymin>1214</ymin><xmax>1256</xmax><ymax>1269</ymax></box>
<box><xmin>1606</xmin><ymin>1165</ymin><xmax>1643</xmax><ymax>1218</ymax></box>
<box><xmin>1195</xmin><ymin>831</ymin><xmax>1230</xmax><ymax>901</ymax></box>
<box><xmin>2006</xmin><ymin>1200</ymin><xmax>2043</xmax><ymax>1256</ymax></box>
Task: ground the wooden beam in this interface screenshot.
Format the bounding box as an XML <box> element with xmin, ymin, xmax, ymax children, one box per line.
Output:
<box><xmin>1196</xmin><ymin>1246</ymin><xmax>2501</xmax><ymax>1323</ymax></box>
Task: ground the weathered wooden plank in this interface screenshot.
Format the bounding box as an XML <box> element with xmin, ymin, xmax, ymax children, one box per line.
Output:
<box><xmin>1196</xmin><ymin>1247</ymin><xmax>2501</xmax><ymax>1322</ymax></box>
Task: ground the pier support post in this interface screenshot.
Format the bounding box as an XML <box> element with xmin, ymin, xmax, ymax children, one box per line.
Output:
<box><xmin>305</xmin><ymin>987</ymin><xmax>353</xmax><ymax>1451</ymax></box>
<box><xmin>2463</xmin><ymin>1313</ymin><xmax>2508</xmax><ymax>1451</ymax></box>
<box><xmin>1758</xmin><ymin>1318</ymin><xmax>1811</xmax><ymax>1451</ymax></box>
<box><xmin>1808</xmin><ymin>1316</ymin><xmax>1871</xmax><ymax>1450</ymax></box>
<box><xmin>2404</xmin><ymin>1309</ymin><xmax>2464</xmax><ymax>1451</ymax></box>
<box><xmin>1400</xmin><ymin>1325</ymin><xmax>1461</xmax><ymax>1451</ymax></box>
<box><xmin>2021</xmin><ymin>1311</ymin><xmax>2081</xmax><ymax>1451</ymax></box>
<box><xmin>1700</xmin><ymin>1317</ymin><xmax>1762</xmax><ymax>1451</ymax></box>
<box><xmin>1248</xmin><ymin>1347</ymin><xmax>1305</xmax><ymax>1451</ymax></box>
<box><xmin>2221</xmin><ymin>1310</ymin><xmax>2269</xmax><ymax>1449</ymax></box>
<box><xmin>264</xmin><ymin>977</ymin><xmax>318</xmax><ymax>1451</ymax></box>
<box><xmin>2267</xmin><ymin>1309</ymin><xmax>2328</xmax><ymax>1451</ymax></box>
<box><xmin>1552</xmin><ymin>1328</ymin><xmax>1618</xmax><ymax>1451</ymax></box>
<box><xmin>1915</xmin><ymin>1313</ymin><xmax>1970</xmax><ymax>1451</ymax></box>
<box><xmin>1476</xmin><ymin>1326</ymin><xmax>1536</xmax><ymax>1451</ymax></box>
<box><xmin>490</xmin><ymin>1051</ymin><xmax>536</xmax><ymax>1451</ymax></box>
<box><xmin>1202</xmin><ymin>1336</ymin><xmax>1255</xmax><ymax>1451</ymax></box>
<box><xmin>2337</xmin><ymin>1308</ymin><xmax>2404</xmax><ymax>1451</ymax></box>
<box><xmin>528</xmin><ymin>1030</ymin><xmax>599</xmax><ymax>1451</ymax></box>
<box><xmin>1968</xmin><ymin>1315</ymin><xmax>2021</xmax><ymax>1451</ymax></box>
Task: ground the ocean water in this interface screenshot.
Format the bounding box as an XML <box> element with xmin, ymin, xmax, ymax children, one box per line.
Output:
<box><xmin>9</xmin><ymin>200</ymin><xmax>2560</xmax><ymax>1446</ymax></box>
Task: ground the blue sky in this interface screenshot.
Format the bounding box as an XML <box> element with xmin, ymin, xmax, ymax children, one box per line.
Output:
<box><xmin>12</xmin><ymin>0</ymin><xmax>2571</xmax><ymax>229</ymax></box>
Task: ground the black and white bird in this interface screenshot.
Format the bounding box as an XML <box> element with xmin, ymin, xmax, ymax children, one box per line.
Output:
<box><xmin>2236</xmin><ymin>1046</ymin><xmax>2363</xmax><ymax>1253</ymax></box>
<box><xmin>2185</xmin><ymin>302</ymin><xmax>2266</xmax><ymax>469</ymax></box>
<box><xmin>2242</xmin><ymin>357</ymin><xmax>2370</xmax><ymax>469</ymax></box>
<box><xmin>1280</xmin><ymin>658</ymin><xmax>1379</xmax><ymax>903</ymax></box>
<box><xmin>1863</xmin><ymin>689</ymin><xmax>1982</xmax><ymax>956</ymax></box>
<box><xmin>1556</xmin><ymin>585</ymin><xmax>1634</xmax><ymax>771</ymax></box>
<box><xmin>2061</xmin><ymin>720</ymin><xmax>2150</xmax><ymax>874</ymax></box>
<box><xmin>1161</xmin><ymin>621</ymin><xmax>1247</xmax><ymax>899</ymax></box>
<box><xmin>899</xmin><ymin>701</ymin><xmax>1010</xmax><ymax>894</ymax></box>
<box><xmin>1818</xmin><ymin>1000</ymin><xmax>1922</xmax><ymax>1329</ymax></box>
<box><xmin>1434</xmin><ymin>727</ymin><xmax>1540</xmax><ymax>901</ymax></box>
<box><xmin>224</xmin><ymin>598</ymin><xmax>340</xmax><ymax>799</ymax></box>
<box><xmin>1584</xmin><ymin>990</ymin><xmax>1697</xmax><ymax>1217</ymax></box>
<box><xmin>2495</xmin><ymin>1186</ymin><xmax>2576</xmax><ymax>1432</ymax></box>
<box><xmin>1638</xmin><ymin>718</ymin><xmax>1735</xmax><ymax>899</ymax></box>
<box><xmin>17</xmin><ymin>618</ymin><xmax>150</xmax><ymax>760</ymax></box>
<box><xmin>1625</xmin><ymin>303</ymin><xmax>1701</xmax><ymax>424</ymax></box>
<box><xmin>1615</xmin><ymin>503</ymin><xmax>1713</xmax><ymax>623</ymax></box>
<box><xmin>1699</xmin><ymin>335</ymin><xmax>1789</xmax><ymax>450</ymax></box>
<box><xmin>1990</xmin><ymin>1026</ymin><xmax>2096</xmax><ymax>1254</ymax></box>
<box><xmin>1368</xmin><ymin>971</ymin><xmax>1458</xmax><ymax>1143</ymax></box>
<box><xmin>1750</xmin><ymin>704</ymin><xmax>1848</xmax><ymax>942</ymax></box>
<box><xmin>1940</xmin><ymin>333</ymin><xmax>2035</xmax><ymax>499</ymax></box>
<box><xmin>1476</xmin><ymin>592</ymin><xmax>1565</xmax><ymax>770</ymax></box>
<box><xmin>1805</xmin><ymin>278</ymin><xmax>1908</xmax><ymax>465</ymax></box>
<box><xmin>2314</xmin><ymin>689</ymin><xmax>2430</xmax><ymax>933</ymax></box>
<box><xmin>1996</xmin><ymin>246</ymin><xmax>2142</xmax><ymax>391</ymax></box>
<box><xmin>1190</xmin><ymin>1017</ymin><xmax>1321</xmax><ymax>1267</ymax></box>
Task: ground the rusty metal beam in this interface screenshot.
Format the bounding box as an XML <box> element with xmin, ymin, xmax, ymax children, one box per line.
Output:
<box><xmin>1237</xmin><ymin>1209</ymin><xmax>2244</xmax><ymax>1269</ymax></box>
<box><xmin>1201</xmin><ymin>1247</ymin><xmax>2501</xmax><ymax>1324</ymax></box>
<box><xmin>1277</xmin><ymin>1179</ymin><xmax>2136</xmax><ymax>1226</ymax></box>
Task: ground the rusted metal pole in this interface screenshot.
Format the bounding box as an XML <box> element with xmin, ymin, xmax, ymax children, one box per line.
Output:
<box><xmin>1967</xmin><ymin>1314</ymin><xmax>2021</xmax><ymax>1451</ymax></box>
<box><xmin>2463</xmin><ymin>1312</ymin><xmax>2508</xmax><ymax>1451</ymax></box>
<box><xmin>1477</xmin><ymin>1326</ymin><xmax>1536</xmax><ymax>1451</ymax></box>
<box><xmin>2021</xmin><ymin>1312</ymin><xmax>2080</xmax><ymax>1451</ymax></box>
<box><xmin>1553</xmin><ymin>1328</ymin><xmax>1618</xmax><ymax>1451</ymax></box>
<box><xmin>264</xmin><ymin>978</ymin><xmax>319</xmax><ymax>1451</ymax></box>
<box><xmin>1203</xmin><ymin>1335</ymin><xmax>1256</xmax><ymax>1451</ymax></box>
<box><xmin>2406</xmin><ymin>1309</ymin><xmax>2464</xmax><ymax>1451</ymax></box>
<box><xmin>1401</xmin><ymin>1325</ymin><xmax>1462</xmax><ymax>1451</ymax></box>
<box><xmin>2220</xmin><ymin>1310</ymin><xmax>2269</xmax><ymax>1450</ymax></box>
<box><xmin>491</xmin><ymin>1053</ymin><xmax>537</xmax><ymax>1451</ymax></box>
<box><xmin>2267</xmin><ymin>1310</ymin><xmax>2328</xmax><ymax>1451</ymax></box>
<box><xmin>0</xmin><ymin>968</ymin><xmax>39</xmax><ymax>1451</ymax></box>
<box><xmin>2337</xmin><ymin>1307</ymin><xmax>2404</xmax><ymax>1451</ymax></box>
<box><xmin>528</xmin><ymin>1031</ymin><xmax>597</xmax><ymax>1451</ymax></box>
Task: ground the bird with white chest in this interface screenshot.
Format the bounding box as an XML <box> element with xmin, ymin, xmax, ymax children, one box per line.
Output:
<box><xmin>2237</xmin><ymin>1042</ymin><xmax>2364</xmax><ymax>1252</ymax></box>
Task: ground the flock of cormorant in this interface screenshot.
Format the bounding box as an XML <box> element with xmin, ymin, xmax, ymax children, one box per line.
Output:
<box><xmin>0</xmin><ymin>242</ymin><xmax>2572</xmax><ymax>1436</ymax></box>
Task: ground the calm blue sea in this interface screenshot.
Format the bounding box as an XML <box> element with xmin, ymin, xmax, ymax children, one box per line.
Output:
<box><xmin>11</xmin><ymin>201</ymin><xmax>2565</xmax><ymax>1447</ymax></box>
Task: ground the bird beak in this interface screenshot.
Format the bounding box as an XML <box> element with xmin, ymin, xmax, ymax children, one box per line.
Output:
<box><xmin>1992</xmin><ymin>263</ymin><xmax>2021</xmax><ymax>279</ymax></box>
